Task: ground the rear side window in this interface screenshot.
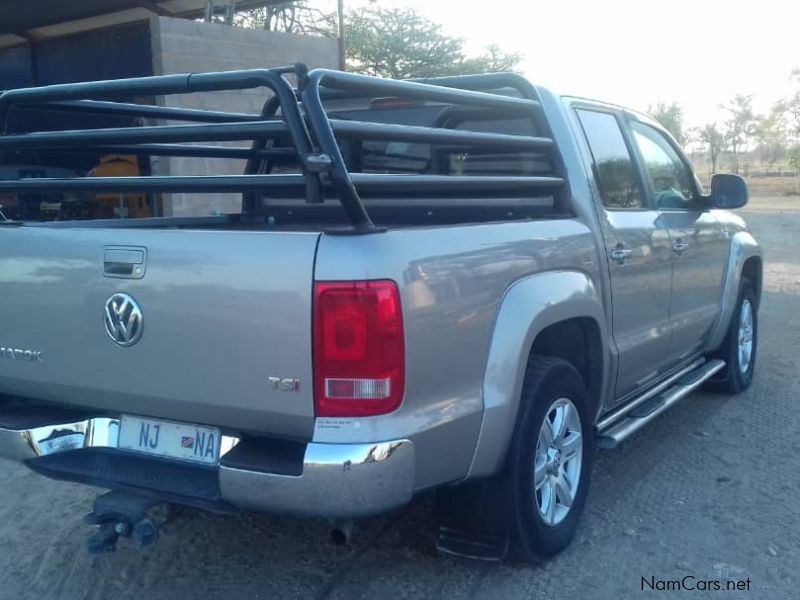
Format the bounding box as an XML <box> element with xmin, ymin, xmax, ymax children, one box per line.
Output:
<box><xmin>360</xmin><ymin>140</ymin><xmax>430</xmax><ymax>174</ymax></box>
<box><xmin>446</xmin><ymin>117</ymin><xmax>552</xmax><ymax>177</ymax></box>
<box><xmin>340</xmin><ymin>110</ymin><xmax>553</xmax><ymax>178</ymax></box>
<box><xmin>576</xmin><ymin>109</ymin><xmax>644</xmax><ymax>209</ymax></box>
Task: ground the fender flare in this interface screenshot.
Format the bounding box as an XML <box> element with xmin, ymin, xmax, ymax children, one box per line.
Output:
<box><xmin>706</xmin><ymin>231</ymin><xmax>763</xmax><ymax>352</ymax></box>
<box><xmin>467</xmin><ymin>270</ymin><xmax>609</xmax><ymax>478</ymax></box>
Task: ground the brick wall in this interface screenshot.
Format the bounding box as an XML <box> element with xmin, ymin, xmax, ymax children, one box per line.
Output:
<box><xmin>149</xmin><ymin>16</ymin><xmax>339</xmax><ymax>216</ymax></box>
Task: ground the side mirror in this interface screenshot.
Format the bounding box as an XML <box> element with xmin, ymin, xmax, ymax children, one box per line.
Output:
<box><xmin>710</xmin><ymin>174</ymin><xmax>748</xmax><ymax>209</ymax></box>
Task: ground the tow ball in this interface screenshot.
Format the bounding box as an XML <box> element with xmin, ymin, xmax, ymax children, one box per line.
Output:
<box><xmin>84</xmin><ymin>491</ymin><xmax>161</xmax><ymax>554</ymax></box>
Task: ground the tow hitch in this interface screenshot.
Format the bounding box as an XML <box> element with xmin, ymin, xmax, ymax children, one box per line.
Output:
<box><xmin>84</xmin><ymin>491</ymin><xmax>161</xmax><ymax>554</ymax></box>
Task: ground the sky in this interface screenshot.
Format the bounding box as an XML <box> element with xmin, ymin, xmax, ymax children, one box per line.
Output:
<box><xmin>328</xmin><ymin>0</ymin><xmax>800</xmax><ymax>129</ymax></box>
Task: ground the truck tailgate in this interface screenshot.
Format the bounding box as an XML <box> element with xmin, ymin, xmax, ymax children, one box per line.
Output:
<box><xmin>0</xmin><ymin>226</ymin><xmax>319</xmax><ymax>440</ymax></box>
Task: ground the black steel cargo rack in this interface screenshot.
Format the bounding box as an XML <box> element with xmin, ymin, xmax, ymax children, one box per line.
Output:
<box><xmin>0</xmin><ymin>63</ymin><xmax>569</xmax><ymax>231</ymax></box>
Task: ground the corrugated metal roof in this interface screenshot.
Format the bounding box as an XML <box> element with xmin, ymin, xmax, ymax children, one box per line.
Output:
<box><xmin>0</xmin><ymin>0</ymin><xmax>281</xmax><ymax>47</ymax></box>
<box><xmin>0</xmin><ymin>0</ymin><xmax>193</xmax><ymax>35</ymax></box>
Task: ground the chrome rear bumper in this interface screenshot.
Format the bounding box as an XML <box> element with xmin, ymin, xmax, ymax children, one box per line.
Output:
<box><xmin>0</xmin><ymin>413</ymin><xmax>414</xmax><ymax>519</ymax></box>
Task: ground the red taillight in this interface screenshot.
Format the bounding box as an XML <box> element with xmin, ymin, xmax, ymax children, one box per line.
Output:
<box><xmin>313</xmin><ymin>280</ymin><xmax>405</xmax><ymax>417</ymax></box>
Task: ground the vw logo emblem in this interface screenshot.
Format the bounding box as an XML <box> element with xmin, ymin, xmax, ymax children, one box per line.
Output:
<box><xmin>104</xmin><ymin>293</ymin><xmax>143</xmax><ymax>347</ymax></box>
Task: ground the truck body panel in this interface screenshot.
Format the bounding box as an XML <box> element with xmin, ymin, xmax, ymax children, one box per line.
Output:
<box><xmin>0</xmin><ymin>226</ymin><xmax>320</xmax><ymax>439</ymax></box>
<box><xmin>312</xmin><ymin>219</ymin><xmax>599</xmax><ymax>489</ymax></box>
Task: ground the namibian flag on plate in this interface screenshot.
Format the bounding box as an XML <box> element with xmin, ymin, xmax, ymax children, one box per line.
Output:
<box><xmin>117</xmin><ymin>415</ymin><xmax>221</xmax><ymax>465</ymax></box>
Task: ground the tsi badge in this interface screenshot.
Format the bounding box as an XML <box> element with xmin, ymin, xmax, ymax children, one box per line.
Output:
<box><xmin>104</xmin><ymin>293</ymin><xmax>144</xmax><ymax>347</ymax></box>
<box><xmin>268</xmin><ymin>377</ymin><xmax>300</xmax><ymax>392</ymax></box>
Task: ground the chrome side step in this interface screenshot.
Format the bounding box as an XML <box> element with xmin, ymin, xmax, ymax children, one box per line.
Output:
<box><xmin>596</xmin><ymin>357</ymin><xmax>705</xmax><ymax>431</ymax></box>
<box><xmin>596</xmin><ymin>359</ymin><xmax>725</xmax><ymax>449</ymax></box>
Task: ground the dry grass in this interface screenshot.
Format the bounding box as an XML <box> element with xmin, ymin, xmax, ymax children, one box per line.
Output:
<box><xmin>738</xmin><ymin>177</ymin><xmax>800</xmax><ymax>214</ymax></box>
<box><xmin>744</xmin><ymin>176</ymin><xmax>798</xmax><ymax>197</ymax></box>
<box><xmin>742</xmin><ymin>193</ymin><xmax>800</xmax><ymax>214</ymax></box>
<box><xmin>696</xmin><ymin>175</ymin><xmax>798</xmax><ymax>196</ymax></box>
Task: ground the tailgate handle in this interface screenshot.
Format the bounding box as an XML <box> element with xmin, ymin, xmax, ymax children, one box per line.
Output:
<box><xmin>104</xmin><ymin>247</ymin><xmax>146</xmax><ymax>279</ymax></box>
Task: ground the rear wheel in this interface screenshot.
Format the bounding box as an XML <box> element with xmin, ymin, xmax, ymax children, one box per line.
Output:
<box><xmin>706</xmin><ymin>278</ymin><xmax>758</xmax><ymax>394</ymax></box>
<box><xmin>506</xmin><ymin>356</ymin><xmax>594</xmax><ymax>562</ymax></box>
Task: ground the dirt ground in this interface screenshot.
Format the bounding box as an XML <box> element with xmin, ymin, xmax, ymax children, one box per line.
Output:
<box><xmin>0</xmin><ymin>195</ymin><xmax>798</xmax><ymax>599</ymax></box>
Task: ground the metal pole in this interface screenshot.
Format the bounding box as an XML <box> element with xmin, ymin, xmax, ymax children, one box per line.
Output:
<box><xmin>225</xmin><ymin>0</ymin><xmax>236</xmax><ymax>25</ymax></box>
<box><xmin>337</xmin><ymin>0</ymin><xmax>346</xmax><ymax>71</ymax></box>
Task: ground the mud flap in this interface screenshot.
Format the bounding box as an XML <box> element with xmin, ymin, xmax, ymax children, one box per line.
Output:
<box><xmin>435</xmin><ymin>478</ymin><xmax>511</xmax><ymax>561</ymax></box>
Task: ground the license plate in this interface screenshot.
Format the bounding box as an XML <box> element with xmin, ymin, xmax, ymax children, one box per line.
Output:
<box><xmin>117</xmin><ymin>415</ymin><xmax>221</xmax><ymax>466</ymax></box>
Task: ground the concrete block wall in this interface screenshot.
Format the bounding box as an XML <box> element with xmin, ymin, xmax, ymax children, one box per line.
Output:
<box><xmin>149</xmin><ymin>16</ymin><xmax>339</xmax><ymax>216</ymax></box>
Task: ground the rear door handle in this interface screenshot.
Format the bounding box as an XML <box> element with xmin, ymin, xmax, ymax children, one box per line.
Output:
<box><xmin>672</xmin><ymin>241</ymin><xmax>690</xmax><ymax>255</ymax></box>
<box><xmin>609</xmin><ymin>248</ymin><xmax>632</xmax><ymax>264</ymax></box>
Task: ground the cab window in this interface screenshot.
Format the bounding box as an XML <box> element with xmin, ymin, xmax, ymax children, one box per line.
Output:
<box><xmin>630</xmin><ymin>122</ymin><xmax>696</xmax><ymax>209</ymax></box>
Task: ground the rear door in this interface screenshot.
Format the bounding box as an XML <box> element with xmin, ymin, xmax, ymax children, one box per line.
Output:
<box><xmin>574</xmin><ymin>107</ymin><xmax>674</xmax><ymax>401</ymax></box>
<box><xmin>627</xmin><ymin>119</ymin><xmax>727</xmax><ymax>362</ymax></box>
<box><xmin>0</xmin><ymin>226</ymin><xmax>319</xmax><ymax>439</ymax></box>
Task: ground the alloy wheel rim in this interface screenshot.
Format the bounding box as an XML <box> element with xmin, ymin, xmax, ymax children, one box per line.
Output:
<box><xmin>738</xmin><ymin>299</ymin><xmax>754</xmax><ymax>374</ymax></box>
<box><xmin>534</xmin><ymin>397</ymin><xmax>583</xmax><ymax>526</ymax></box>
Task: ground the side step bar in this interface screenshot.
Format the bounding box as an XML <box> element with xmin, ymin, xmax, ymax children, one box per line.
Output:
<box><xmin>596</xmin><ymin>358</ymin><xmax>725</xmax><ymax>449</ymax></box>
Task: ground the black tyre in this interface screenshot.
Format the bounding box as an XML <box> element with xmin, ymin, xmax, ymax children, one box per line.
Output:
<box><xmin>705</xmin><ymin>278</ymin><xmax>758</xmax><ymax>394</ymax></box>
<box><xmin>506</xmin><ymin>356</ymin><xmax>594</xmax><ymax>562</ymax></box>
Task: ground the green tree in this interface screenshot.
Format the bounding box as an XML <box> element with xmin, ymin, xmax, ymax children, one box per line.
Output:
<box><xmin>720</xmin><ymin>95</ymin><xmax>757</xmax><ymax>174</ymax></box>
<box><xmin>697</xmin><ymin>123</ymin><xmax>726</xmax><ymax>175</ymax></box>
<box><xmin>648</xmin><ymin>102</ymin><xmax>686</xmax><ymax>146</ymax></box>
<box><xmin>753</xmin><ymin>102</ymin><xmax>788</xmax><ymax>172</ymax></box>
<box><xmin>785</xmin><ymin>70</ymin><xmax>800</xmax><ymax>193</ymax></box>
<box><xmin>235</xmin><ymin>5</ymin><xmax>521</xmax><ymax>79</ymax></box>
<box><xmin>787</xmin><ymin>146</ymin><xmax>800</xmax><ymax>194</ymax></box>
<box><xmin>343</xmin><ymin>7</ymin><xmax>521</xmax><ymax>79</ymax></box>
<box><xmin>788</xmin><ymin>99</ymin><xmax>800</xmax><ymax>142</ymax></box>
<box><xmin>345</xmin><ymin>7</ymin><xmax>460</xmax><ymax>78</ymax></box>
<box><xmin>785</xmin><ymin>69</ymin><xmax>800</xmax><ymax>144</ymax></box>
<box><xmin>459</xmin><ymin>44</ymin><xmax>523</xmax><ymax>74</ymax></box>
<box><xmin>233</xmin><ymin>1</ymin><xmax>334</xmax><ymax>34</ymax></box>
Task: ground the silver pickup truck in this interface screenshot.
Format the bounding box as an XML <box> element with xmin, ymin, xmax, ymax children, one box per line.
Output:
<box><xmin>0</xmin><ymin>66</ymin><xmax>761</xmax><ymax>562</ymax></box>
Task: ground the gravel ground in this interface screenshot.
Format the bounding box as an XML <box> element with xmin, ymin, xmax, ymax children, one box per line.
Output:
<box><xmin>0</xmin><ymin>195</ymin><xmax>798</xmax><ymax>599</ymax></box>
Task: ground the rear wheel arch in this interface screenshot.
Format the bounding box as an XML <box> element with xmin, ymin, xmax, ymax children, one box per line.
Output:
<box><xmin>468</xmin><ymin>271</ymin><xmax>609</xmax><ymax>479</ymax></box>
<box><xmin>529</xmin><ymin>317</ymin><xmax>604</xmax><ymax>421</ymax></box>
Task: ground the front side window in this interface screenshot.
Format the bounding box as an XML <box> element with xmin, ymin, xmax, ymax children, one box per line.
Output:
<box><xmin>576</xmin><ymin>109</ymin><xmax>644</xmax><ymax>209</ymax></box>
<box><xmin>630</xmin><ymin>122</ymin><xmax>695</xmax><ymax>209</ymax></box>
